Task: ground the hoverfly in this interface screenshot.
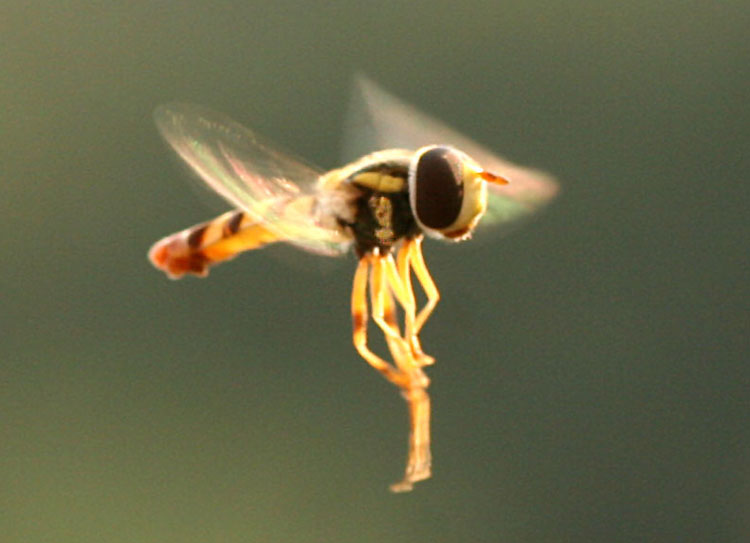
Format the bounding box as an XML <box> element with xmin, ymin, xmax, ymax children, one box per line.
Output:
<box><xmin>148</xmin><ymin>77</ymin><xmax>558</xmax><ymax>492</ymax></box>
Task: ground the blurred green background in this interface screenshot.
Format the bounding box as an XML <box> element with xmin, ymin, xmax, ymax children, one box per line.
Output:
<box><xmin>2</xmin><ymin>1</ymin><xmax>748</xmax><ymax>542</ymax></box>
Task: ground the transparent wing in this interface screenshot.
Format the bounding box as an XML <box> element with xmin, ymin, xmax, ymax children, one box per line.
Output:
<box><xmin>344</xmin><ymin>75</ymin><xmax>559</xmax><ymax>232</ymax></box>
<box><xmin>155</xmin><ymin>102</ymin><xmax>351</xmax><ymax>256</ymax></box>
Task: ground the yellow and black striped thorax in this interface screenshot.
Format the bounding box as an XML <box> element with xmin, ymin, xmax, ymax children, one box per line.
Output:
<box><xmin>339</xmin><ymin>155</ymin><xmax>419</xmax><ymax>257</ymax></box>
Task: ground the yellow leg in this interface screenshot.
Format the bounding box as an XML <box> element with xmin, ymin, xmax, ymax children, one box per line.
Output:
<box><xmin>351</xmin><ymin>249</ymin><xmax>435</xmax><ymax>492</ymax></box>
<box><xmin>372</xmin><ymin>253</ymin><xmax>431</xmax><ymax>384</ymax></box>
<box><xmin>351</xmin><ymin>256</ymin><xmax>407</xmax><ymax>388</ymax></box>
<box><xmin>396</xmin><ymin>240</ymin><xmax>416</xmax><ymax>339</ymax></box>
<box><xmin>408</xmin><ymin>236</ymin><xmax>440</xmax><ymax>335</ymax></box>
<box><xmin>395</xmin><ymin>238</ymin><xmax>435</xmax><ymax>366</ymax></box>
<box><xmin>389</xmin><ymin>386</ymin><xmax>432</xmax><ymax>493</ymax></box>
<box><xmin>370</xmin><ymin>254</ymin><xmax>412</xmax><ymax>357</ymax></box>
<box><xmin>378</xmin><ymin>262</ymin><xmax>414</xmax><ymax>372</ymax></box>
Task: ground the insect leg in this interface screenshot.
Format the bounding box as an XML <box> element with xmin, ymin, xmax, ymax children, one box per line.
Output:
<box><xmin>370</xmin><ymin>253</ymin><xmax>416</xmax><ymax>373</ymax></box>
<box><xmin>408</xmin><ymin>236</ymin><xmax>440</xmax><ymax>335</ymax></box>
<box><xmin>394</xmin><ymin>239</ymin><xmax>434</xmax><ymax>366</ymax></box>
<box><xmin>390</xmin><ymin>385</ymin><xmax>432</xmax><ymax>493</ymax></box>
<box><xmin>378</xmin><ymin>264</ymin><xmax>416</xmax><ymax>371</ymax></box>
<box><xmin>351</xmin><ymin>255</ymin><xmax>407</xmax><ymax>388</ymax></box>
<box><xmin>396</xmin><ymin>240</ymin><xmax>416</xmax><ymax>335</ymax></box>
<box><xmin>370</xmin><ymin>251</ymin><xmax>432</xmax><ymax>491</ymax></box>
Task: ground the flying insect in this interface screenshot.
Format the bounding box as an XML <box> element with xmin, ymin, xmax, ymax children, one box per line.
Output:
<box><xmin>148</xmin><ymin>77</ymin><xmax>558</xmax><ymax>491</ymax></box>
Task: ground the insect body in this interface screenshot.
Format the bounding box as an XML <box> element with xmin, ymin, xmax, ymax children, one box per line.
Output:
<box><xmin>149</xmin><ymin>78</ymin><xmax>558</xmax><ymax>491</ymax></box>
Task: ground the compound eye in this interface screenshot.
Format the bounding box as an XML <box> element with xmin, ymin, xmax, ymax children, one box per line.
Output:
<box><xmin>412</xmin><ymin>147</ymin><xmax>464</xmax><ymax>230</ymax></box>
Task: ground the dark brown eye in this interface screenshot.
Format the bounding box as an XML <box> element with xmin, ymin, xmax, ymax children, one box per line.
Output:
<box><xmin>412</xmin><ymin>146</ymin><xmax>464</xmax><ymax>230</ymax></box>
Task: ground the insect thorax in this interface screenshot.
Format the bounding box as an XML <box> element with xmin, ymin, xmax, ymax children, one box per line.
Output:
<box><xmin>338</xmin><ymin>159</ymin><xmax>420</xmax><ymax>257</ymax></box>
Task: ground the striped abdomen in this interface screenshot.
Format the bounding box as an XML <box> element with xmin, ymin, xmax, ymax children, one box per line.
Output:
<box><xmin>149</xmin><ymin>210</ymin><xmax>280</xmax><ymax>279</ymax></box>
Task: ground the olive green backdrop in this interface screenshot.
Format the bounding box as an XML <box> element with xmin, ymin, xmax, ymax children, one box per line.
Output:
<box><xmin>2</xmin><ymin>2</ymin><xmax>747</xmax><ymax>542</ymax></box>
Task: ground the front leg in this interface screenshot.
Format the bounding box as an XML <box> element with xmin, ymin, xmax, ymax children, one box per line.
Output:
<box><xmin>405</xmin><ymin>236</ymin><xmax>440</xmax><ymax>335</ymax></box>
<box><xmin>350</xmin><ymin>255</ymin><xmax>408</xmax><ymax>388</ymax></box>
<box><xmin>395</xmin><ymin>237</ymin><xmax>436</xmax><ymax>366</ymax></box>
<box><xmin>367</xmin><ymin>250</ymin><xmax>432</xmax><ymax>492</ymax></box>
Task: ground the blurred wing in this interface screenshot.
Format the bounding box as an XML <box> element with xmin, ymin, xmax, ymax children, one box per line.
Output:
<box><xmin>344</xmin><ymin>75</ymin><xmax>559</xmax><ymax>231</ymax></box>
<box><xmin>155</xmin><ymin>102</ymin><xmax>350</xmax><ymax>256</ymax></box>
